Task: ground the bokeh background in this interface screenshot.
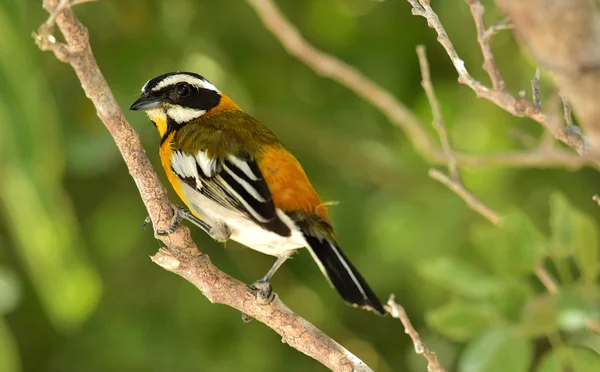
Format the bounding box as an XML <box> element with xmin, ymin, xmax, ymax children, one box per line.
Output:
<box><xmin>1</xmin><ymin>0</ymin><xmax>600</xmax><ymax>371</ymax></box>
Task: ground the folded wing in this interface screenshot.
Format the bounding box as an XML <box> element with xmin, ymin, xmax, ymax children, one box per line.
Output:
<box><xmin>170</xmin><ymin>150</ymin><xmax>292</xmax><ymax>237</ymax></box>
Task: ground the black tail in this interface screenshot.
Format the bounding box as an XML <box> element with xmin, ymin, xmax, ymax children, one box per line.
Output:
<box><xmin>304</xmin><ymin>234</ymin><xmax>385</xmax><ymax>315</ymax></box>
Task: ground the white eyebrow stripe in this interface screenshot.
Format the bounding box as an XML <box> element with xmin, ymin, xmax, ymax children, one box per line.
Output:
<box><xmin>141</xmin><ymin>79</ymin><xmax>151</xmax><ymax>92</ymax></box>
<box><xmin>151</xmin><ymin>74</ymin><xmax>220</xmax><ymax>93</ymax></box>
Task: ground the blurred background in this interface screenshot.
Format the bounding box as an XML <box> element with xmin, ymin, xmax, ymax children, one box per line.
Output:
<box><xmin>1</xmin><ymin>0</ymin><xmax>600</xmax><ymax>371</ymax></box>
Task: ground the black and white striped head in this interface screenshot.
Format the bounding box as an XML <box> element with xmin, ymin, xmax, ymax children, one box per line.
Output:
<box><xmin>130</xmin><ymin>72</ymin><xmax>221</xmax><ymax>125</ymax></box>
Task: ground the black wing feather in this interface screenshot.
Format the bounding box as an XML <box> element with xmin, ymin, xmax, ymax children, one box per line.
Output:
<box><xmin>172</xmin><ymin>152</ymin><xmax>291</xmax><ymax>237</ymax></box>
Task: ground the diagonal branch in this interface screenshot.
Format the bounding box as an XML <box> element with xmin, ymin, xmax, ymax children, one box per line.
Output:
<box><xmin>417</xmin><ymin>45</ymin><xmax>460</xmax><ymax>181</ymax></box>
<box><xmin>33</xmin><ymin>1</ymin><xmax>372</xmax><ymax>371</ymax></box>
<box><xmin>247</xmin><ymin>0</ymin><xmax>598</xmax><ymax>173</ymax></box>
<box><xmin>246</xmin><ymin>0</ymin><xmax>437</xmax><ymax>163</ymax></box>
<box><xmin>465</xmin><ymin>0</ymin><xmax>507</xmax><ymax>91</ymax></box>
<box><xmin>415</xmin><ymin>43</ymin><xmax>561</xmax><ymax>311</ymax></box>
<box><xmin>407</xmin><ymin>0</ymin><xmax>595</xmax><ymax>161</ymax></box>
<box><xmin>494</xmin><ymin>0</ymin><xmax>600</xmax><ymax>140</ymax></box>
<box><xmin>386</xmin><ymin>296</ymin><xmax>446</xmax><ymax>372</ymax></box>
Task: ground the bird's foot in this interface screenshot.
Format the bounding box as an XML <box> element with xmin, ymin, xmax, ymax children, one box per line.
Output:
<box><xmin>157</xmin><ymin>204</ymin><xmax>188</xmax><ymax>236</ymax></box>
<box><xmin>141</xmin><ymin>203</ymin><xmax>185</xmax><ymax>236</ymax></box>
<box><xmin>240</xmin><ymin>279</ymin><xmax>275</xmax><ymax>323</ymax></box>
<box><xmin>249</xmin><ymin>279</ymin><xmax>274</xmax><ymax>305</ymax></box>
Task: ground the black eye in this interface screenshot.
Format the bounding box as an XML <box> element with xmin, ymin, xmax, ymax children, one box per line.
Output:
<box><xmin>175</xmin><ymin>83</ymin><xmax>191</xmax><ymax>97</ymax></box>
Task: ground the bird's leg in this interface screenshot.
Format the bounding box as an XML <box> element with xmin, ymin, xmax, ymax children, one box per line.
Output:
<box><xmin>249</xmin><ymin>255</ymin><xmax>289</xmax><ymax>305</ymax></box>
<box><xmin>144</xmin><ymin>204</ymin><xmax>232</xmax><ymax>242</ymax></box>
<box><xmin>141</xmin><ymin>204</ymin><xmax>203</xmax><ymax>235</ymax></box>
<box><xmin>242</xmin><ymin>255</ymin><xmax>290</xmax><ymax>322</ymax></box>
<box><xmin>155</xmin><ymin>204</ymin><xmax>191</xmax><ymax>236</ymax></box>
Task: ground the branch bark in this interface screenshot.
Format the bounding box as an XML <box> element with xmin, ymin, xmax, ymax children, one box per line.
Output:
<box><xmin>247</xmin><ymin>0</ymin><xmax>599</xmax><ymax>172</ymax></box>
<box><xmin>407</xmin><ymin>0</ymin><xmax>598</xmax><ymax>161</ymax></box>
<box><xmin>34</xmin><ymin>1</ymin><xmax>372</xmax><ymax>370</ymax></box>
<box><xmin>495</xmin><ymin>0</ymin><xmax>600</xmax><ymax>142</ymax></box>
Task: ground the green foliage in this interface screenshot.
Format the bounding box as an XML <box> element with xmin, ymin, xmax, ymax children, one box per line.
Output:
<box><xmin>419</xmin><ymin>257</ymin><xmax>504</xmax><ymax>299</ymax></box>
<box><xmin>458</xmin><ymin>328</ymin><xmax>533</xmax><ymax>372</ymax></box>
<box><xmin>426</xmin><ymin>300</ymin><xmax>499</xmax><ymax>342</ymax></box>
<box><xmin>549</xmin><ymin>192</ymin><xmax>599</xmax><ymax>283</ymax></box>
<box><xmin>0</xmin><ymin>9</ymin><xmax>101</xmax><ymax>333</ymax></box>
<box><xmin>537</xmin><ymin>347</ymin><xmax>600</xmax><ymax>372</ymax></box>
<box><xmin>471</xmin><ymin>209</ymin><xmax>545</xmax><ymax>276</ymax></box>
<box><xmin>0</xmin><ymin>317</ymin><xmax>21</xmax><ymax>372</ymax></box>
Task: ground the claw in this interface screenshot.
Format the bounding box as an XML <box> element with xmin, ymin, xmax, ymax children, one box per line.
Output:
<box><xmin>142</xmin><ymin>216</ymin><xmax>152</xmax><ymax>230</ymax></box>
<box><xmin>249</xmin><ymin>280</ymin><xmax>275</xmax><ymax>306</ymax></box>
<box><xmin>241</xmin><ymin>312</ymin><xmax>252</xmax><ymax>324</ymax></box>
<box><xmin>147</xmin><ymin>203</ymin><xmax>184</xmax><ymax>236</ymax></box>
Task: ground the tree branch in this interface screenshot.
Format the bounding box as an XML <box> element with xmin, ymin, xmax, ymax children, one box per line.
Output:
<box><xmin>407</xmin><ymin>0</ymin><xmax>597</xmax><ymax>161</ymax></box>
<box><xmin>247</xmin><ymin>0</ymin><xmax>598</xmax><ymax>173</ymax></box>
<box><xmin>414</xmin><ymin>43</ymin><xmax>562</xmax><ymax>318</ymax></box>
<box><xmin>417</xmin><ymin>45</ymin><xmax>459</xmax><ymax>180</ymax></box>
<box><xmin>465</xmin><ymin>0</ymin><xmax>507</xmax><ymax>91</ymax></box>
<box><xmin>386</xmin><ymin>296</ymin><xmax>446</xmax><ymax>372</ymax></box>
<box><xmin>34</xmin><ymin>1</ymin><xmax>372</xmax><ymax>370</ymax></box>
<box><xmin>495</xmin><ymin>0</ymin><xmax>600</xmax><ymax>142</ymax></box>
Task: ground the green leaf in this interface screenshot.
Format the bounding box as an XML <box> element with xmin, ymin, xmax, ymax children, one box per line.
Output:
<box><xmin>520</xmin><ymin>288</ymin><xmax>600</xmax><ymax>338</ymax></box>
<box><xmin>471</xmin><ymin>209</ymin><xmax>545</xmax><ymax>276</ymax></box>
<box><xmin>0</xmin><ymin>267</ymin><xmax>21</xmax><ymax>315</ymax></box>
<box><xmin>0</xmin><ymin>317</ymin><xmax>20</xmax><ymax>372</ymax></box>
<box><xmin>549</xmin><ymin>193</ymin><xmax>599</xmax><ymax>283</ymax></box>
<box><xmin>556</xmin><ymin>289</ymin><xmax>600</xmax><ymax>332</ymax></box>
<box><xmin>490</xmin><ymin>278</ymin><xmax>533</xmax><ymax>322</ymax></box>
<box><xmin>458</xmin><ymin>328</ymin><xmax>532</xmax><ymax>372</ymax></box>
<box><xmin>426</xmin><ymin>300</ymin><xmax>498</xmax><ymax>342</ymax></box>
<box><xmin>537</xmin><ymin>347</ymin><xmax>600</xmax><ymax>372</ymax></box>
<box><xmin>418</xmin><ymin>257</ymin><xmax>504</xmax><ymax>299</ymax></box>
<box><xmin>520</xmin><ymin>294</ymin><xmax>559</xmax><ymax>338</ymax></box>
<box><xmin>0</xmin><ymin>166</ymin><xmax>102</xmax><ymax>333</ymax></box>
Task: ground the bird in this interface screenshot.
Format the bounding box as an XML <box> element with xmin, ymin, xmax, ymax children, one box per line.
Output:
<box><xmin>130</xmin><ymin>72</ymin><xmax>385</xmax><ymax>314</ymax></box>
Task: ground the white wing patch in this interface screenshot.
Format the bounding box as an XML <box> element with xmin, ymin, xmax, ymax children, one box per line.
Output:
<box><xmin>215</xmin><ymin>174</ymin><xmax>269</xmax><ymax>223</ymax></box>
<box><xmin>170</xmin><ymin>151</ymin><xmax>282</xmax><ymax>230</ymax></box>
<box><xmin>222</xmin><ymin>163</ymin><xmax>266</xmax><ymax>202</ymax></box>
<box><xmin>195</xmin><ymin>151</ymin><xmax>217</xmax><ymax>177</ymax></box>
<box><xmin>171</xmin><ymin>151</ymin><xmax>202</xmax><ymax>189</ymax></box>
<box><xmin>227</xmin><ymin>154</ymin><xmax>259</xmax><ymax>181</ymax></box>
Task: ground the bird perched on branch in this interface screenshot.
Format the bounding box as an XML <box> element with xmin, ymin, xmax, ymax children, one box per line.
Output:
<box><xmin>130</xmin><ymin>72</ymin><xmax>385</xmax><ymax>314</ymax></box>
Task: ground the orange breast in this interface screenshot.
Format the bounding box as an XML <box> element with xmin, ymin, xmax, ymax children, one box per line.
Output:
<box><xmin>258</xmin><ymin>145</ymin><xmax>331</xmax><ymax>222</ymax></box>
<box><xmin>160</xmin><ymin>132</ymin><xmax>194</xmax><ymax>213</ymax></box>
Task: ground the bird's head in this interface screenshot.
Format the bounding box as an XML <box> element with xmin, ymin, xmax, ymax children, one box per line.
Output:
<box><xmin>130</xmin><ymin>72</ymin><xmax>225</xmax><ymax>136</ymax></box>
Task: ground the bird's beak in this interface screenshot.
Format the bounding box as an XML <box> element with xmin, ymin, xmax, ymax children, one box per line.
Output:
<box><xmin>129</xmin><ymin>94</ymin><xmax>163</xmax><ymax>111</ymax></box>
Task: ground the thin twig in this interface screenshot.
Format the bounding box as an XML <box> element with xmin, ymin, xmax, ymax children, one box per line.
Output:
<box><xmin>535</xmin><ymin>266</ymin><xmax>559</xmax><ymax>294</ymax></box>
<box><xmin>34</xmin><ymin>1</ymin><xmax>373</xmax><ymax>371</ymax></box>
<box><xmin>561</xmin><ymin>94</ymin><xmax>574</xmax><ymax>127</ymax></box>
<box><xmin>406</xmin><ymin>0</ymin><xmax>593</xmax><ymax>158</ymax></box>
<box><xmin>532</xmin><ymin>67</ymin><xmax>541</xmax><ymax>108</ymax></box>
<box><xmin>531</xmin><ymin>68</ymin><xmax>557</xmax><ymax>150</ymax></box>
<box><xmin>495</xmin><ymin>0</ymin><xmax>600</xmax><ymax>141</ymax></box>
<box><xmin>417</xmin><ymin>46</ymin><xmax>460</xmax><ymax>180</ymax></box>
<box><xmin>429</xmin><ymin>169</ymin><xmax>502</xmax><ymax>225</ymax></box>
<box><xmin>482</xmin><ymin>17</ymin><xmax>513</xmax><ymax>40</ymax></box>
<box><xmin>246</xmin><ymin>0</ymin><xmax>599</xmax><ymax>171</ymax></box>
<box><xmin>386</xmin><ymin>296</ymin><xmax>446</xmax><ymax>372</ymax></box>
<box><xmin>465</xmin><ymin>0</ymin><xmax>505</xmax><ymax>91</ymax></box>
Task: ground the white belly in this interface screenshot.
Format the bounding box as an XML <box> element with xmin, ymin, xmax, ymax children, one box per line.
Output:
<box><xmin>180</xmin><ymin>183</ymin><xmax>307</xmax><ymax>256</ymax></box>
